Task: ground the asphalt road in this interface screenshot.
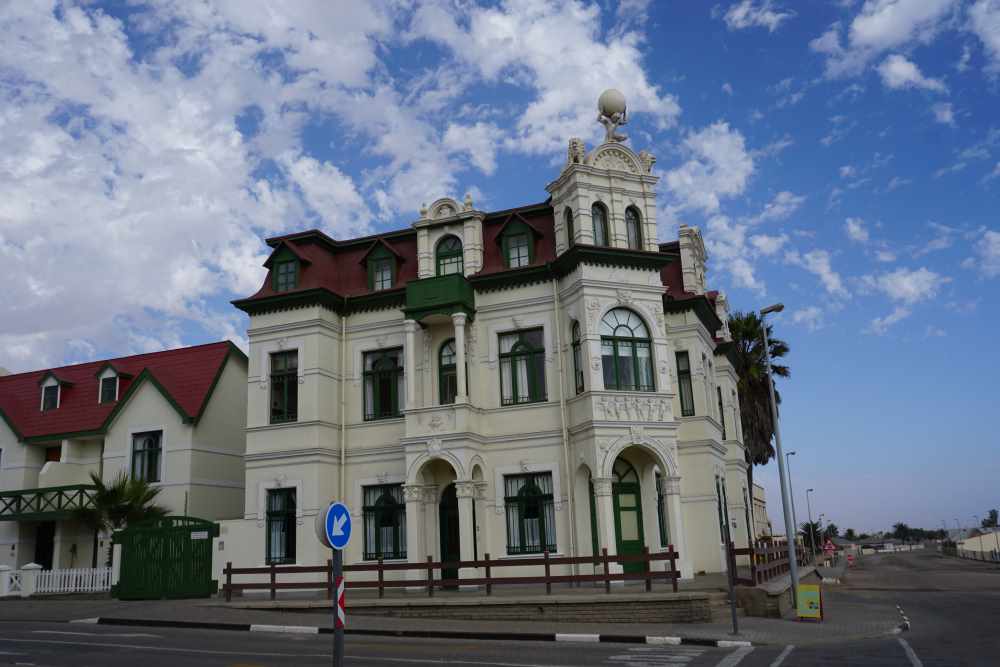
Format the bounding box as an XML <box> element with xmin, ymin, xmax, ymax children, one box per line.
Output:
<box><xmin>0</xmin><ymin>549</ymin><xmax>994</xmax><ymax>666</ymax></box>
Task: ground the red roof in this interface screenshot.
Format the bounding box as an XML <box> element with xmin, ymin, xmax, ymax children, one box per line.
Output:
<box><xmin>0</xmin><ymin>342</ymin><xmax>244</xmax><ymax>442</ymax></box>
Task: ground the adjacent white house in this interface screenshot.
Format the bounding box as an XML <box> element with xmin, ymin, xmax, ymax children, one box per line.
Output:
<box><xmin>0</xmin><ymin>342</ymin><xmax>248</xmax><ymax>570</ymax></box>
<box><xmin>215</xmin><ymin>92</ymin><xmax>761</xmax><ymax>583</ymax></box>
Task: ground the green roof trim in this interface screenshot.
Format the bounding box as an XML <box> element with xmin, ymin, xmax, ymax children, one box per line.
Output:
<box><xmin>232</xmin><ymin>287</ymin><xmax>347</xmax><ymax>316</ymax></box>
<box><xmin>663</xmin><ymin>294</ymin><xmax>723</xmax><ymax>335</ymax></box>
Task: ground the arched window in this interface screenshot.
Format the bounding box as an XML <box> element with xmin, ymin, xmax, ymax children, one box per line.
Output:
<box><xmin>571</xmin><ymin>321</ymin><xmax>584</xmax><ymax>394</ymax></box>
<box><xmin>564</xmin><ymin>208</ymin><xmax>575</xmax><ymax>247</ymax></box>
<box><xmin>591</xmin><ymin>202</ymin><xmax>609</xmax><ymax>246</ymax></box>
<box><xmin>612</xmin><ymin>456</ymin><xmax>639</xmax><ymax>484</ymax></box>
<box><xmin>436</xmin><ymin>235</ymin><xmax>464</xmax><ymax>276</ymax></box>
<box><xmin>625</xmin><ymin>206</ymin><xmax>642</xmax><ymax>250</ymax></box>
<box><xmin>439</xmin><ymin>339</ymin><xmax>457</xmax><ymax>405</ymax></box>
<box><xmin>600</xmin><ymin>308</ymin><xmax>654</xmax><ymax>391</ymax></box>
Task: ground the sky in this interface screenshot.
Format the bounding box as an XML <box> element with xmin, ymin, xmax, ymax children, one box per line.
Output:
<box><xmin>0</xmin><ymin>1</ymin><xmax>998</xmax><ymax>535</ymax></box>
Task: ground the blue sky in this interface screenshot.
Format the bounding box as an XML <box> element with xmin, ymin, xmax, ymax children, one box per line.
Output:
<box><xmin>1</xmin><ymin>1</ymin><xmax>998</xmax><ymax>533</ymax></box>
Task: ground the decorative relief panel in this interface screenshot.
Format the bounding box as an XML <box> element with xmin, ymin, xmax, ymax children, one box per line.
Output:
<box><xmin>595</xmin><ymin>395</ymin><xmax>670</xmax><ymax>422</ymax></box>
<box><xmin>592</xmin><ymin>147</ymin><xmax>641</xmax><ymax>174</ymax></box>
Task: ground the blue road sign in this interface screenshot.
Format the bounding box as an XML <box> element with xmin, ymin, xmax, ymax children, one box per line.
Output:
<box><xmin>325</xmin><ymin>502</ymin><xmax>352</xmax><ymax>551</ymax></box>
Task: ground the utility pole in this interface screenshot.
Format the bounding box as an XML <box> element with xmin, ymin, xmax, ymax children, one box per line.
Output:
<box><xmin>806</xmin><ymin>488</ymin><xmax>817</xmax><ymax>563</ymax></box>
<box><xmin>759</xmin><ymin>303</ymin><xmax>799</xmax><ymax>607</ymax></box>
<box><xmin>786</xmin><ymin>451</ymin><xmax>798</xmax><ymax>537</ymax></box>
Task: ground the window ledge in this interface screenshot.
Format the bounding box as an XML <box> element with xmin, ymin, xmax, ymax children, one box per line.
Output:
<box><xmin>499</xmin><ymin>551</ymin><xmax>563</xmax><ymax>560</ymax></box>
<box><xmin>363</xmin><ymin>557</ymin><xmax>408</xmax><ymax>563</ymax></box>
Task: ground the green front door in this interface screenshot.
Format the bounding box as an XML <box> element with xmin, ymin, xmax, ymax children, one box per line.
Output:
<box><xmin>613</xmin><ymin>482</ymin><xmax>645</xmax><ymax>574</ymax></box>
<box><xmin>439</xmin><ymin>484</ymin><xmax>460</xmax><ymax>586</ymax></box>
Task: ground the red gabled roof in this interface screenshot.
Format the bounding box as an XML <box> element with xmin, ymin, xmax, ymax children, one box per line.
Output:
<box><xmin>0</xmin><ymin>341</ymin><xmax>245</xmax><ymax>442</ymax></box>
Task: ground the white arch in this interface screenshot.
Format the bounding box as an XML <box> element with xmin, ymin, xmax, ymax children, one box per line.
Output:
<box><xmin>406</xmin><ymin>450</ymin><xmax>466</xmax><ymax>485</ymax></box>
<box><xmin>600</xmin><ymin>432</ymin><xmax>678</xmax><ymax>480</ymax></box>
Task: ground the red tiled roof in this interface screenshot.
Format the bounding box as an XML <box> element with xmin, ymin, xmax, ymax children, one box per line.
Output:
<box><xmin>0</xmin><ymin>341</ymin><xmax>244</xmax><ymax>442</ymax></box>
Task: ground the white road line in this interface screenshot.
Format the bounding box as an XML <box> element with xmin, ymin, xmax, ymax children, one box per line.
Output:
<box><xmin>32</xmin><ymin>631</ymin><xmax>161</xmax><ymax>638</ymax></box>
<box><xmin>555</xmin><ymin>633</ymin><xmax>600</xmax><ymax>642</ymax></box>
<box><xmin>645</xmin><ymin>637</ymin><xmax>683</xmax><ymax>645</ymax></box>
<box><xmin>249</xmin><ymin>624</ymin><xmax>319</xmax><ymax>634</ymax></box>
<box><xmin>713</xmin><ymin>645</ymin><xmax>754</xmax><ymax>667</ymax></box>
<box><xmin>898</xmin><ymin>638</ymin><xmax>924</xmax><ymax>667</ymax></box>
<box><xmin>769</xmin><ymin>645</ymin><xmax>794</xmax><ymax>667</ymax></box>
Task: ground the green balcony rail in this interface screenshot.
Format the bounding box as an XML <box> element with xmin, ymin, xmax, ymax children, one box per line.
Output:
<box><xmin>403</xmin><ymin>273</ymin><xmax>475</xmax><ymax>322</ymax></box>
<box><xmin>0</xmin><ymin>484</ymin><xmax>98</xmax><ymax>521</ymax></box>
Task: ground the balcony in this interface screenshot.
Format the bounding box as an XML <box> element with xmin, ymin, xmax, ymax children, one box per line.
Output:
<box><xmin>403</xmin><ymin>273</ymin><xmax>475</xmax><ymax>324</ymax></box>
<box><xmin>0</xmin><ymin>485</ymin><xmax>98</xmax><ymax>522</ymax></box>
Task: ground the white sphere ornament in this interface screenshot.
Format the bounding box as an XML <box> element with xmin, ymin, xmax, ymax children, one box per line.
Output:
<box><xmin>598</xmin><ymin>89</ymin><xmax>627</xmax><ymax>117</ymax></box>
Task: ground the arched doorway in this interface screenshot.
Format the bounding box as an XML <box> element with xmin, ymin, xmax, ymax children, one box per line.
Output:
<box><xmin>612</xmin><ymin>456</ymin><xmax>645</xmax><ymax>574</ymax></box>
<box><xmin>439</xmin><ymin>483</ymin><xmax>460</xmax><ymax>585</ymax></box>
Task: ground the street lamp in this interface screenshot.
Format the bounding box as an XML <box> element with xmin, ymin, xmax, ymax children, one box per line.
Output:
<box><xmin>760</xmin><ymin>302</ymin><xmax>800</xmax><ymax>606</ymax></box>
<box><xmin>786</xmin><ymin>451</ymin><xmax>799</xmax><ymax>539</ymax></box>
<box><xmin>806</xmin><ymin>488</ymin><xmax>817</xmax><ymax>562</ymax></box>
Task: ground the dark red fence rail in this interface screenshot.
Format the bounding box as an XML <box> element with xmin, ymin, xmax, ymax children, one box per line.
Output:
<box><xmin>728</xmin><ymin>539</ymin><xmax>808</xmax><ymax>586</ymax></box>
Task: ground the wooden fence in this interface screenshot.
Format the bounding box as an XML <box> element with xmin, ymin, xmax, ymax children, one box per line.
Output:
<box><xmin>222</xmin><ymin>546</ymin><xmax>680</xmax><ymax>602</ymax></box>
<box><xmin>728</xmin><ymin>539</ymin><xmax>808</xmax><ymax>586</ymax></box>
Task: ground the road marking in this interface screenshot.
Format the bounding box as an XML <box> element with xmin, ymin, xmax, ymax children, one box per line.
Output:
<box><xmin>604</xmin><ymin>645</ymin><xmax>706</xmax><ymax>665</ymax></box>
<box><xmin>249</xmin><ymin>624</ymin><xmax>319</xmax><ymax>634</ymax></box>
<box><xmin>769</xmin><ymin>645</ymin><xmax>794</xmax><ymax>666</ymax></box>
<box><xmin>555</xmin><ymin>633</ymin><xmax>600</xmax><ymax>642</ymax></box>
<box><xmin>898</xmin><ymin>638</ymin><xmax>923</xmax><ymax>667</ymax></box>
<box><xmin>713</xmin><ymin>645</ymin><xmax>754</xmax><ymax>667</ymax></box>
<box><xmin>645</xmin><ymin>637</ymin><xmax>682</xmax><ymax>645</ymax></box>
<box><xmin>32</xmin><ymin>631</ymin><xmax>161</xmax><ymax>638</ymax></box>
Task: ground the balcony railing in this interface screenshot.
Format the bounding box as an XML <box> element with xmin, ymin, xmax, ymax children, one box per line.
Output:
<box><xmin>403</xmin><ymin>273</ymin><xmax>475</xmax><ymax>323</ymax></box>
<box><xmin>0</xmin><ymin>484</ymin><xmax>98</xmax><ymax>521</ymax></box>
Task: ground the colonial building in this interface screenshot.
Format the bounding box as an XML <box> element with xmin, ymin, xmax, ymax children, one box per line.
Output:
<box><xmin>217</xmin><ymin>91</ymin><xmax>757</xmax><ymax>581</ymax></box>
<box><xmin>0</xmin><ymin>342</ymin><xmax>247</xmax><ymax>569</ymax></box>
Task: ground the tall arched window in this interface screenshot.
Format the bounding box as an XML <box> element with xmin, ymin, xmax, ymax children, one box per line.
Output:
<box><xmin>439</xmin><ymin>339</ymin><xmax>457</xmax><ymax>404</ymax></box>
<box><xmin>600</xmin><ymin>308</ymin><xmax>654</xmax><ymax>391</ymax></box>
<box><xmin>625</xmin><ymin>206</ymin><xmax>642</xmax><ymax>250</ymax></box>
<box><xmin>571</xmin><ymin>321</ymin><xmax>584</xmax><ymax>394</ymax></box>
<box><xmin>591</xmin><ymin>202</ymin><xmax>609</xmax><ymax>246</ymax></box>
<box><xmin>436</xmin><ymin>235</ymin><xmax>464</xmax><ymax>276</ymax></box>
<box><xmin>564</xmin><ymin>208</ymin><xmax>575</xmax><ymax>247</ymax></box>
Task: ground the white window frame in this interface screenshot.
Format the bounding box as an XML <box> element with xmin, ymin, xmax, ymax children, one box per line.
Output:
<box><xmin>98</xmin><ymin>369</ymin><xmax>119</xmax><ymax>404</ymax></box>
<box><xmin>40</xmin><ymin>377</ymin><xmax>60</xmax><ymax>411</ymax></box>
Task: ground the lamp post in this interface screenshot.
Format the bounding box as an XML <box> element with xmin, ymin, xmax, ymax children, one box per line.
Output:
<box><xmin>759</xmin><ymin>302</ymin><xmax>799</xmax><ymax>606</ymax></box>
<box><xmin>786</xmin><ymin>451</ymin><xmax>798</xmax><ymax>539</ymax></box>
<box><xmin>806</xmin><ymin>488</ymin><xmax>817</xmax><ymax>562</ymax></box>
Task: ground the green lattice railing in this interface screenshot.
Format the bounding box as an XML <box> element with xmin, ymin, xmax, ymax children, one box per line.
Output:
<box><xmin>0</xmin><ymin>485</ymin><xmax>97</xmax><ymax>521</ymax></box>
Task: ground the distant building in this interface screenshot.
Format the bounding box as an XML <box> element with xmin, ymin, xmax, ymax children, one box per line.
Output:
<box><xmin>0</xmin><ymin>342</ymin><xmax>247</xmax><ymax>569</ymax></box>
<box><xmin>752</xmin><ymin>484</ymin><xmax>771</xmax><ymax>538</ymax></box>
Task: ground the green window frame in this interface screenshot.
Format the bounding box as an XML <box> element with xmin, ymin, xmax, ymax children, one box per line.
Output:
<box><xmin>435</xmin><ymin>235</ymin><xmax>464</xmax><ymax>276</ymax></box>
<box><xmin>499</xmin><ymin>328</ymin><xmax>546</xmax><ymax>406</ymax></box>
<box><xmin>504</xmin><ymin>473</ymin><xmax>556</xmax><ymax>555</ymax></box>
<box><xmin>625</xmin><ymin>206</ymin><xmax>642</xmax><ymax>250</ymax></box>
<box><xmin>362</xmin><ymin>484</ymin><xmax>406</xmax><ymax>560</ymax></box>
<box><xmin>100</xmin><ymin>376</ymin><xmax>117</xmax><ymax>404</ymax></box>
<box><xmin>273</xmin><ymin>259</ymin><xmax>298</xmax><ymax>292</ymax></box>
<box><xmin>676</xmin><ymin>351</ymin><xmax>695</xmax><ymax>417</ymax></box>
<box><xmin>364</xmin><ymin>348</ymin><xmax>404</xmax><ymax>421</ymax></box>
<box><xmin>564</xmin><ymin>208</ymin><xmax>575</xmax><ymax>247</ymax></box>
<box><xmin>367</xmin><ymin>246</ymin><xmax>395</xmax><ymax>291</ymax></box>
<box><xmin>269</xmin><ymin>350</ymin><xmax>298</xmax><ymax>424</ymax></box>
<box><xmin>439</xmin><ymin>339</ymin><xmax>458</xmax><ymax>405</ymax></box>
<box><xmin>717</xmin><ymin>386</ymin><xmax>727</xmax><ymax>439</ymax></box>
<box><xmin>131</xmin><ymin>430</ymin><xmax>162</xmax><ymax>483</ymax></box>
<box><xmin>266</xmin><ymin>488</ymin><xmax>296</xmax><ymax>565</ymax></box>
<box><xmin>571</xmin><ymin>321</ymin><xmax>584</xmax><ymax>395</ymax></box>
<box><xmin>600</xmin><ymin>308</ymin><xmax>654</xmax><ymax>391</ymax></box>
<box><xmin>591</xmin><ymin>202</ymin><xmax>609</xmax><ymax>246</ymax></box>
<box><xmin>501</xmin><ymin>220</ymin><xmax>534</xmax><ymax>268</ymax></box>
<box><xmin>42</xmin><ymin>385</ymin><xmax>58</xmax><ymax>411</ymax></box>
<box><xmin>656</xmin><ymin>472</ymin><xmax>669</xmax><ymax>548</ymax></box>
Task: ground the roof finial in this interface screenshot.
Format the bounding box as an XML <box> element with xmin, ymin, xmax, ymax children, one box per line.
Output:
<box><xmin>597</xmin><ymin>89</ymin><xmax>628</xmax><ymax>143</ymax></box>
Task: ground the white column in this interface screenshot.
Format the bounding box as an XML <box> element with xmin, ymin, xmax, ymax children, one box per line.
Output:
<box><xmin>20</xmin><ymin>563</ymin><xmax>42</xmax><ymax>598</ymax></box>
<box><xmin>592</xmin><ymin>478</ymin><xmax>622</xmax><ymax>576</ymax></box>
<box><xmin>404</xmin><ymin>319</ymin><xmax>417</xmax><ymax>410</ymax></box>
<box><xmin>403</xmin><ymin>485</ymin><xmax>425</xmax><ymax>588</ymax></box>
<box><xmin>452</xmin><ymin>313</ymin><xmax>468</xmax><ymax>403</ymax></box>
<box><xmin>664</xmin><ymin>476</ymin><xmax>692</xmax><ymax>579</ymax></box>
<box><xmin>455</xmin><ymin>481</ymin><xmax>477</xmax><ymax>589</ymax></box>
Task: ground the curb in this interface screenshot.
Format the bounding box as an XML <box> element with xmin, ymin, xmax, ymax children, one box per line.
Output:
<box><xmin>81</xmin><ymin>617</ymin><xmax>752</xmax><ymax>647</ymax></box>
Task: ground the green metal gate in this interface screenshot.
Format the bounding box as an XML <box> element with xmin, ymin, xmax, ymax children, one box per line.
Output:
<box><xmin>112</xmin><ymin>516</ymin><xmax>219</xmax><ymax>600</ymax></box>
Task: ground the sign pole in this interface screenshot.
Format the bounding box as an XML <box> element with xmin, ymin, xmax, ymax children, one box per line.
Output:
<box><xmin>333</xmin><ymin>548</ymin><xmax>343</xmax><ymax>667</ymax></box>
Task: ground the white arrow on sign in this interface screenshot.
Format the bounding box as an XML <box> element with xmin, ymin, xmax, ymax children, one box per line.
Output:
<box><xmin>332</xmin><ymin>513</ymin><xmax>348</xmax><ymax>537</ymax></box>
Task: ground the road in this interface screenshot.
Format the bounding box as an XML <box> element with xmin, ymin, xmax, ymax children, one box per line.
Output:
<box><xmin>0</xmin><ymin>549</ymin><xmax>994</xmax><ymax>666</ymax></box>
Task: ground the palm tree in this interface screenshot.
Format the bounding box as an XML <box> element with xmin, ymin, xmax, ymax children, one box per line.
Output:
<box><xmin>800</xmin><ymin>521</ymin><xmax>822</xmax><ymax>553</ymax></box>
<box><xmin>728</xmin><ymin>311</ymin><xmax>790</xmax><ymax>494</ymax></box>
<box><xmin>73</xmin><ymin>472</ymin><xmax>168</xmax><ymax>567</ymax></box>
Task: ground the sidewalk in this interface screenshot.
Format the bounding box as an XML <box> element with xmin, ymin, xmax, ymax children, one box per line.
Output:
<box><xmin>0</xmin><ymin>587</ymin><xmax>902</xmax><ymax>646</ymax></box>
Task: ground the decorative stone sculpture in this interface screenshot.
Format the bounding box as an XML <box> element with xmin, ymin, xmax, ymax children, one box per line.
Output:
<box><xmin>567</xmin><ymin>137</ymin><xmax>586</xmax><ymax>164</ymax></box>
<box><xmin>597</xmin><ymin>88</ymin><xmax>628</xmax><ymax>143</ymax></box>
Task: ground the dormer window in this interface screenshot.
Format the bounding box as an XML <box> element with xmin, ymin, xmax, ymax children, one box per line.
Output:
<box><xmin>42</xmin><ymin>385</ymin><xmax>58</xmax><ymax>411</ymax></box>
<box><xmin>436</xmin><ymin>235</ymin><xmax>464</xmax><ymax>276</ymax></box>
<box><xmin>274</xmin><ymin>259</ymin><xmax>298</xmax><ymax>292</ymax></box>
<box><xmin>371</xmin><ymin>255</ymin><xmax>393</xmax><ymax>290</ymax></box>
<box><xmin>505</xmin><ymin>232</ymin><xmax>530</xmax><ymax>268</ymax></box>
<box><xmin>100</xmin><ymin>376</ymin><xmax>118</xmax><ymax>404</ymax></box>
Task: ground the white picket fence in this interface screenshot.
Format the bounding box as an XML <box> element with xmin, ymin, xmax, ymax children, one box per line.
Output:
<box><xmin>0</xmin><ymin>564</ymin><xmax>112</xmax><ymax>597</ymax></box>
<box><xmin>35</xmin><ymin>567</ymin><xmax>112</xmax><ymax>594</ymax></box>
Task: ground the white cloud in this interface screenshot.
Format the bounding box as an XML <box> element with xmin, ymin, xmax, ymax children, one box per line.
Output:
<box><xmin>792</xmin><ymin>306</ymin><xmax>824</xmax><ymax>331</ymax></box>
<box><xmin>718</xmin><ymin>1</ymin><xmax>796</xmax><ymax>32</ymax></box>
<box><xmin>812</xmin><ymin>0</ymin><xmax>959</xmax><ymax>77</ymax></box>
<box><xmin>924</xmin><ymin>325</ymin><xmax>947</xmax><ymax>337</ymax></box>
<box><xmin>704</xmin><ymin>216</ymin><xmax>766</xmax><ymax>294</ymax></box>
<box><xmin>886</xmin><ymin>176</ymin><xmax>912</xmax><ymax>191</ymax></box>
<box><xmin>964</xmin><ymin>229</ymin><xmax>1000</xmax><ymax>277</ymax></box>
<box><xmin>876</xmin><ymin>249</ymin><xmax>897</xmax><ymax>262</ymax></box>
<box><xmin>840</xmin><ymin>165</ymin><xmax>857</xmax><ymax>178</ymax></box>
<box><xmin>862</xmin><ymin>266</ymin><xmax>948</xmax><ymax>303</ymax></box>
<box><xmin>785</xmin><ymin>249</ymin><xmax>850</xmax><ymax>298</ymax></box>
<box><xmin>868</xmin><ymin>306</ymin><xmax>912</xmax><ymax>334</ymax></box>
<box><xmin>750</xmin><ymin>191</ymin><xmax>805</xmax><ymax>224</ymax></box>
<box><xmin>956</xmin><ymin>43</ymin><xmax>972</xmax><ymax>72</ymax></box>
<box><xmin>932</xmin><ymin>102</ymin><xmax>956</xmax><ymax>125</ymax></box>
<box><xmin>750</xmin><ymin>233</ymin><xmax>789</xmax><ymax>255</ymax></box>
<box><xmin>969</xmin><ymin>0</ymin><xmax>1000</xmax><ymax>73</ymax></box>
<box><xmin>443</xmin><ymin>122</ymin><xmax>505</xmax><ymax>175</ymax></box>
<box><xmin>845</xmin><ymin>217</ymin><xmax>870</xmax><ymax>242</ymax></box>
<box><xmin>664</xmin><ymin>122</ymin><xmax>755</xmax><ymax>215</ymax></box>
<box><xmin>877</xmin><ymin>54</ymin><xmax>948</xmax><ymax>93</ymax></box>
<box><xmin>722</xmin><ymin>82</ymin><xmax>735</xmax><ymax>95</ymax></box>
